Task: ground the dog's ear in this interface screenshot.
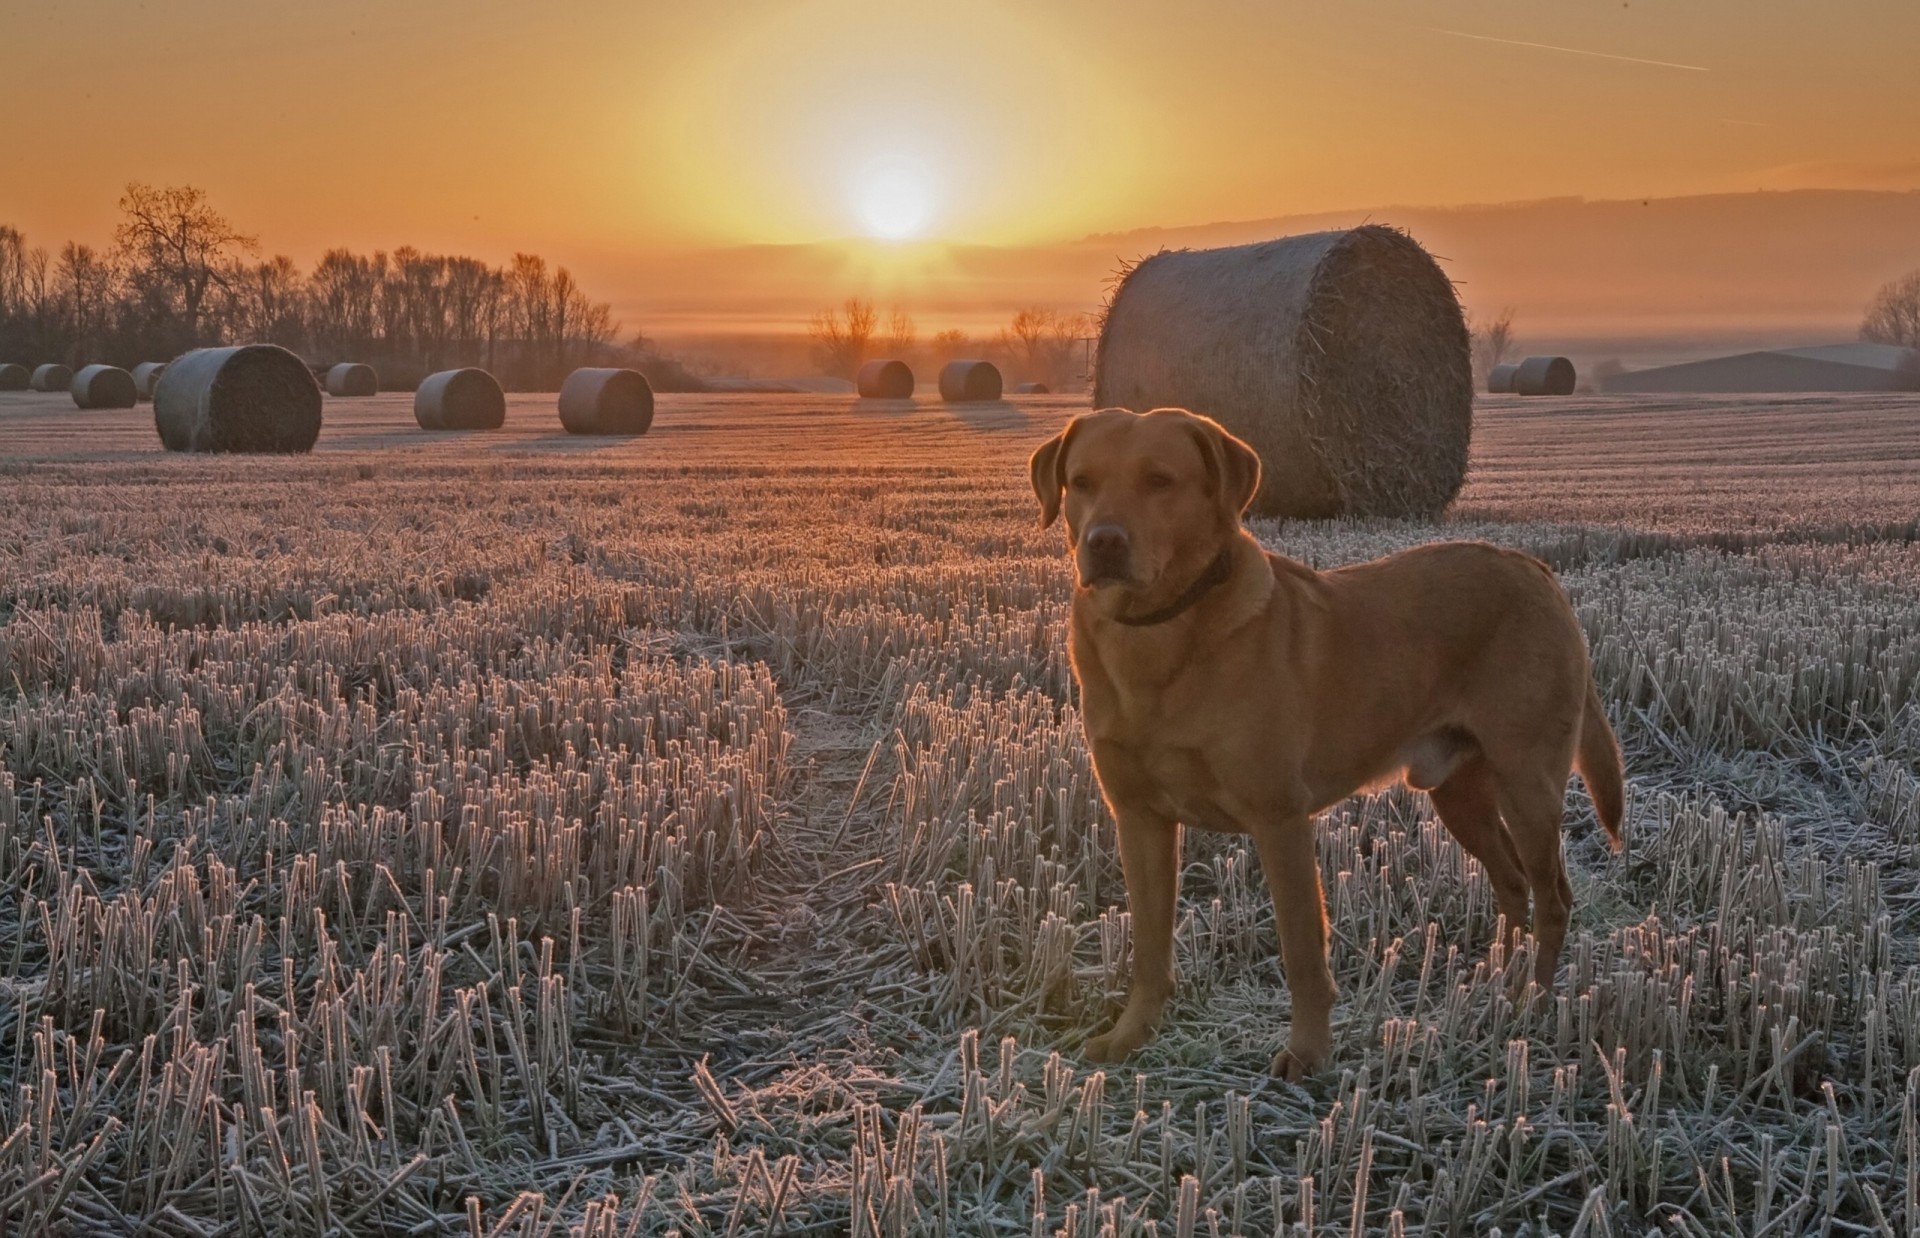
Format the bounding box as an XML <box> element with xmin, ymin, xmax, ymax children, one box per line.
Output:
<box><xmin>1029</xmin><ymin>419</ymin><xmax>1082</xmax><ymax>528</ymax></box>
<box><xmin>1185</xmin><ymin>416</ymin><xmax>1262</xmax><ymax>519</ymax></box>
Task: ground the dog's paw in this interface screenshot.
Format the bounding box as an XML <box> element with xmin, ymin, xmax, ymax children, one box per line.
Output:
<box><xmin>1270</xmin><ymin>1045</ymin><xmax>1325</xmax><ymax>1081</ymax></box>
<box><xmin>1084</xmin><ymin>1026</ymin><xmax>1148</xmax><ymax>1063</ymax></box>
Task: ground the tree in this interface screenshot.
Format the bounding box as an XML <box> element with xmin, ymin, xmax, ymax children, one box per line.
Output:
<box><xmin>112</xmin><ymin>183</ymin><xmax>257</xmax><ymax>345</ymax></box>
<box><xmin>928</xmin><ymin>328</ymin><xmax>970</xmax><ymax>365</ymax></box>
<box><xmin>228</xmin><ymin>256</ymin><xmax>307</xmax><ymax>349</ymax></box>
<box><xmin>884</xmin><ymin>306</ymin><xmax>916</xmax><ymax>359</ymax></box>
<box><xmin>1862</xmin><ymin>270</ymin><xmax>1920</xmax><ymax>350</ymax></box>
<box><xmin>808</xmin><ymin>296</ymin><xmax>878</xmax><ymax>378</ymax></box>
<box><xmin>55</xmin><ymin>242</ymin><xmax>118</xmax><ymax>364</ymax></box>
<box><xmin>997</xmin><ymin>307</ymin><xmax>1087</xmax><ymax>390</ymax></box>
<box><xmin>1469</xmin><ymin>308</ymin><xmax>1517</xmax><ymax>387</ymax></box>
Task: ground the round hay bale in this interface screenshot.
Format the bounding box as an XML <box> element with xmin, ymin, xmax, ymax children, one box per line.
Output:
<box><xmin>1486</xmin><ymin>362</ymin><xmax>1520</xmax><ymax>394</ymax></box>
<box><xmin>70</xmin><ymin>365</ymin><xmax>138</xmax><ymax>409</ymax></box>
<box><xmin>414</xmin><ymin>368</ymin><xmax>505</xmax><ymax>431</ymax></box>
<box><xmin>939</xmin><ymin>359</ymin><xmax>1002</xmax><ymax>403</ymax></box>
<box><xmin>856</xmin><ymin>359</ymin><xmax>915</xmax><ymax>399</ymax></box>
<box><xmin>1512</xmin><ymin>355</ymin><xmax>1576</xmax><ymax>396</ymax></box>
<box><xmin>1013</xmin><ymin>381</ymin><xmax>1050</xmax><ymax>395</ymax></box>
<box><xmin>152</xmin><ymin>344</ymin><xmax>323</xmax><ymax>453</ymax></box>
<box><xmin>558</xmin><ymin>367</ymin><xmax>654</xmax><ymax>434</ymax></box>
<box><xmin>1093</xmin><ymin>225</ymin><xmax>1472</xmax><ymax>519</ymax></box>
<box><xmin>0</xmin><ymin>363</ymin><xmax>29</xmax><ymax>391</ymax></box>
<box><xmin>30</xmin><ymin>364</ymin><xmax>73</xmax><ymax>393</ymax></box>
<box><xmin>131</xmin><ymin>361</ymin><xmax>168</xmax><ymax>400</ymax></box>
<box><xmin>325</xmin><ymin>362</ymin><xmax>379</xmax><ymax>397</ymax></box>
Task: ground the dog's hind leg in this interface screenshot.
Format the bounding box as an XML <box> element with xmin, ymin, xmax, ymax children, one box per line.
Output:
<box><xmin>1428</xmin><ymin>757</ymin><xmax>1532</xmax><ymax>948</ymax></box>
<box><xmin>1495</xmin><ymin>770</ymin><xmax>1577</xmax><ymax>989</ymax></box>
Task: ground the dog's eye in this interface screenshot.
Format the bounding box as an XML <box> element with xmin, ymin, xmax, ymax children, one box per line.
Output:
<box><xmin>1068</xmin><ymin>474</ymin><xmax>1093</xmax><ymax>492</ymax></box>
<box><xmin>1144</xmin><ymin>472</ymin><xmax>1175</xmax><ymax>491</ymax></box>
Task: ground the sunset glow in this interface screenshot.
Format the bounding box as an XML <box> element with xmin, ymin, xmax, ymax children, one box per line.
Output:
<box><xmin>4</xmin><ymin>0</ymin><xmax>1919</xmax><ymax>342</ymax></box>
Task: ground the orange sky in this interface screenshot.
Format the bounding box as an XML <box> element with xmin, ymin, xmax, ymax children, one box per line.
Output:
<box><xmin>6</xmin><ymin>0</ymin><xmax>1920</xmax><ymax>336</ymax></box>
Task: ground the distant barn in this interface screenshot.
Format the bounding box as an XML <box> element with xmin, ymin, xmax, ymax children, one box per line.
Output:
<box><xmin>1603</xmin><ymin>343</ymin><xmax>1920</xmax><ymax>394</ymax></box>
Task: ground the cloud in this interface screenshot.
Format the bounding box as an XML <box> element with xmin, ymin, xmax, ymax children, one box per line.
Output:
<box><xmin>1751</xmin><ymin>159</ymin><xmax>1920</xmax><ymax>191</ymax></box>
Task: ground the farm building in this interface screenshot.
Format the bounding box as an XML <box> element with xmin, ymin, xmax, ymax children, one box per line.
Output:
<box><xmin>1603</xmin><ymin>342</ymin><xmax>1920</xmax><ymax>393</ymax></box>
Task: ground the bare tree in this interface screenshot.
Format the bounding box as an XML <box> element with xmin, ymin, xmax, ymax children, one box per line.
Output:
<box><xmin>54</xmin><ymin>243</ymin><xmax>118</xmax><ymax>364</ymax></box>
<box><xmin>228</xmin><ymin>256</ymin><xmax>307</xmax><ymax>349</ymax></box>
<box><xmin>1469</xmin><ymin>308</ymin><xmax>1518</xmax><ymax>386</ymax></box>
<box><xmin>808</xmin><ymin>296</ymin><xmax>878</xmax><ymax>378</ymax></box>
<box><xmin>927</xmin><ymin>328</ymin><xmax>970</xmax><ymax>366</ymax></box>
<box><xmin>112</xmin><ymin>183</ymin><xmax>257</xmax><ymax>344</ymax></box>
<box><xmin>307</xmin><ymin>249</ymin><xmax>383</xmax><ymax>360</ymax></box>
<box><xmin>998</xmin><ymin>307</ymin><xmax>1087</xmax><ymax>390</ymax></box>
<box><xmin>884</xmin><ymin>306</ymin><xmax>916</xmax><ymax>360</ymax></box>
<box><xmin>1862</xmin><ymin>270</ymin><xmax>1920</xmax><ymax>350</ymax></box>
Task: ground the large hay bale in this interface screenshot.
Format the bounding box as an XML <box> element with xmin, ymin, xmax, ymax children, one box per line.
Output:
<box><xmin>153</xmin><ymin>344</ymin><xmax>323</xmax><ymax>453</ymax></box>
<box><xmin>1486</xmin><ymin>362</ymin><xmax>1520</xmax><ymax>394</ymax></box>
<box><xmin>939</xmin><ymin>359</ymin><xmax>1002</xmax><ymax>403</ymax></box>
<box><xmin>1093</xmin><ymin>225</ymin><xmax>1472</xmax><ymax>519</ymax></box>
<box><xmin>0</xmin><ymin>363</ymin><xmax>29</xmax><ymax>391</ymax></box>
<box><xmin>558</xmin><ymin>367</ymin><xmax>654</xmax><ymax>434</ymax></box>
<box><xmin>414</xmin><ymin>368</ymin><xmax>505</xmax><ymax>431</ymax></box>
<box><xmin>131</xmin><ymin>361</ymin><xmax>168</xmax><ymax>400</ymax></box>
<box><xmin>70</xmin><ymin>365</ymin><xmax>138</xmax><ymax>409</ymax></box>
<box><xmin>30</xmin><ymin>364</ymin><xmax>73</xmax><ymax>392</ymax></box>
<box><xmin>856</xmin><ymin>359</ymin><xmax>915</xmax><ymax>399</ymax></box>
<box><xmin>1512</xmin><ymin>355</ymin><xmax>1576</xmax><ymax>396</ymax></box>
<box><xmin>325</xmin><ymin>362</ymin><xmax>379</xmax><ymax>397</ymax></box>
<box><xmin>1013</xmin><ymin>381</ymin><xmax>1050</xmax><ymax>395</ymax></box>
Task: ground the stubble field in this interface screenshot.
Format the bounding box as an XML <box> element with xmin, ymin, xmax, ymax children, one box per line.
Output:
<box><xmin>3</xmin><ymin>388</ymin><xmax>1919</xmax><ymax>1236</ymax></box>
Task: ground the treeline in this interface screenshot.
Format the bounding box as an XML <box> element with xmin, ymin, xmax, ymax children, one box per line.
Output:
<box><xmin>0</xmin><ymin>183</ymin><xmax>702</xmax><ymax>391</ymax></box>
<box><xmin>809</xmin><ymin>298</ymin><xmax>1093</xmax><ymax>391</ymax></box>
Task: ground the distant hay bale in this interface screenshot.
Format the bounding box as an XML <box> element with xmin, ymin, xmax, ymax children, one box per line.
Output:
<box><xmin>939</xmin><ymin>359</ymin><xmax>1002</xmax><ymax>403</ymax></box>
<box><xmin>131</xmin><ymin>362</ymin><xmax>168</xmax><ymax>400</ymax></box>
<box><xmin>30</xmin><ymin>364</ymin><xmax>73</xmax><ymax>392</ymax></box>
<box><xmin>153</xmin><ymin>344</ymin><xmax>323</xmax><ymax>453</ymax></box>
<box><xmin>1013</xmin><ymin>381</ymin><xmax>1050</xmax><ymax>395</ymax></box>
<box><xmin>1512</xmin><ymin>355</ymin><xmax>1576</xmax><ymax>396</ymax></box>
<box><xmin>0</xmin><ymin>363</ymin><xmax>28</xmax><ymax>391</ymax></box>
<box><xmin>558</xmin><ymin>367</ymin><xmax>654</xmax><ymax>434</ymax></box>
<box><xmin>1486</xmin><ymin>362</ymin><xmax>1520</xmax><ymax>394</ymax></box>
<box><xmin>414</xmin><ymin>368</ymin><xmax>505</xmax><ymax>431</ymax></box>
<box><xmin>70</xmin><ymin>365</ymin><xmax>138</xmax><ymax>409</ymax></box>
<box><xmin>1094</xmin><ymin>225</ymin><xmax>1472</xmax><ymax>519</ymax></box>
<box><xmin>325</xmin><ymin>362</ymin><xmax>379</xmax><ymax>397</ymax></box>
<box><xmin>856</xmin><ymin>359</ymin><xmax>915</xmax><ymax>399</ymax></box>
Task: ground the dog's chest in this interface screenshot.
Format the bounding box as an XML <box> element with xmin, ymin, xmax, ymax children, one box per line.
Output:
<box><xmin>1138</xmin><ymin>744</ymin><xmax>1242</xmax><ymax>832</ymax></box>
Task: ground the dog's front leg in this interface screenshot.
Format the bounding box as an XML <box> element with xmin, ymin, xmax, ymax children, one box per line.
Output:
<box><xmin>1252</xmin><ymin>818</ymin><xmax>1335</xmax><ymax>1080</ymax></box>
<box><xmin>1085</xmin><ymin>806</ymin><xmax>1180</xmax><ymax>1062</ymax></box>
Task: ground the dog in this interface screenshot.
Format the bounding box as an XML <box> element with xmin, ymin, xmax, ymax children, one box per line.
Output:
<box><xmin>1029</xmin><ymin>407</ymin><xmax>1624</xmax><ymax>1079</ymax></box>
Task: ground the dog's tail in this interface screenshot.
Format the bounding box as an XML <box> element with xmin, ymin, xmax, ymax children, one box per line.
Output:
<box><xmin>1575</xmin><ymin>678</ymin><xmax>1626</xmax><ymax>850</ymax></box>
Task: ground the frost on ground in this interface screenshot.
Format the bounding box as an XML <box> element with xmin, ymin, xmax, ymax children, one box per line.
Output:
<box><xmin>2</xmin><ymin>390</ymin><xmax>1919</xmax><ymax>1235</ymax></box>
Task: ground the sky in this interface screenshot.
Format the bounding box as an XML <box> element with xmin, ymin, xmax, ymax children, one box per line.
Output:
<box><xmin>6</xmin><ymin>0</ymin><xmax>1920</xmax><ymax>337</ymax></box>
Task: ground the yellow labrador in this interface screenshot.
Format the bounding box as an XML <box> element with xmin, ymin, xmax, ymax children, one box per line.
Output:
<box><xmin>1030</xmin><ymin>407</ymin><xmax>1623</xmax><ymax>1078</ymax></box>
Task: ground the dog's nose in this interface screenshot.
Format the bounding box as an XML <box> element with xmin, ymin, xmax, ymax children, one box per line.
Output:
<box><xmin>1084</xmin><ymin>523</ymin><xmax>1130</xmax><ymax>573</ymax></box>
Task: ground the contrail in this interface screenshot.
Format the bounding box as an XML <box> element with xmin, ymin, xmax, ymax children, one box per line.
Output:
<box><xmin>1426</xmin><ymin>27</ymin><xmax>1710</xmax><ymax>72</ymax></box>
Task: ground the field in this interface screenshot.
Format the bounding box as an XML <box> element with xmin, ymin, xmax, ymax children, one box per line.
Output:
<box><xmin>3</xmin><ymin>387</ymin><xmax>1920</xmax><ymax>1236</ymax></box>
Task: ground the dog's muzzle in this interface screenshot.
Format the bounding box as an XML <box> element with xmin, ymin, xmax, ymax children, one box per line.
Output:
<box><xmin>1080</xmin><ymin>523</ymin><xmax>1131</xmax><ymax>584</ymax></box>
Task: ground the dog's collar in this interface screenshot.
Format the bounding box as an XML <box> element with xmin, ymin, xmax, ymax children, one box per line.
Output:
<box><xmin>1113</xmin><ymin>545</ymin><xmax>1236</xmax><ymax>627</ymax></box>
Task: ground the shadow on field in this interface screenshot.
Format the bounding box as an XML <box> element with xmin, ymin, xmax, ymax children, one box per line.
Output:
<box><xmin>940</xmin><ymin>400</ymin><xmax>1031</xmax><ymax>430</ymax></box>
<box><xmin>506</xmin><ymin>434</ymin><xmax>656</xmax><ymax>454</ymax></box>
<box><xmin>852</xmin><ymin>397</ymin><xmax>922</xmax><ymax>414</ymax></box>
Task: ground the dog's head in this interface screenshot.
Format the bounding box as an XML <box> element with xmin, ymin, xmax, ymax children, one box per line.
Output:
<box><xmin>1029</xmin><ymin>407</ymin><xmax>1261</xmax><ymax>592</ymax></box>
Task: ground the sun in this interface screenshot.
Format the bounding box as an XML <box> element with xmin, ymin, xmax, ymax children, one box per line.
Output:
<box><xmin>853</xmin><ymin>159</ymin><xmax>934</xmax><ymax>240</ymax></box>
